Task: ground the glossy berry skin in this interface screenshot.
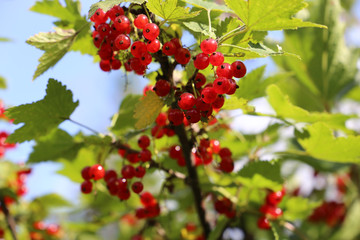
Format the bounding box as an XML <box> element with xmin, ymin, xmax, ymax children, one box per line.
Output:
<box><xmin>154</xmin><ymin>80</ymin><xmax>171</xmax><ymax>97</ymax></box>
<box><xmin>81</xmin><ymin>180</ymin><xmax>93</xmax><ymax>194</ymax></box>
<box><xmin>226</xmin><ymin>78</ymin><xmax>238</xmax><ymax>95</ymax></box>
<box><xmin>257</xmin><ymin>216</ymin><xmax>271</xmax><ymax>229</ymax></box>
<box><xmin>81</xmin><ymin>166</ymin><xmax>92</xmax><ymax>180</ymax></box>
<box><xmin>98</xmin><ymin>45</ymin><xmax>113</xmax><ymax>60</ymax></box>
<box><xmin>134</xmin><ymin>14</ymin><xmax>149</xmax><ymax>29</ymax></box>
<box><xmin>194</xmin><ymin>53</ymin><xmax>210</xmax><ymax>70</ymax></box>
<box><xmin>174</xmin><ymin>48</ymin><xmax>191</xmax><ymax>65</ymax></box>
<box><xmin>114</xmin><ymin>15</ymin><xmax>130</xmax><ymax>32</ymax></box>
<box><xmin>114</xmin><ymin>34</ymin><xmax>131</xmax><ymax>50</ymax></box>
<box><xmin>118</xmin><ymin>177</ymin><xmax>128</xmax><ymax>189</ymax></box>
<box><xmin>200</xmin><ymin>38</ymin><xmax>218</xmax><ymax>54</ymax></box>
<box><xmin>143</xmin><ymin>23</ymin><xmax>160</xmax><ymax>40</ymax></box>
<box><xmin>106</xmin><ymin>5</ymin><xmax>124</xmax><ymax>21</ymax></box>
<box><xmin>147</xmin><ymin>39</ymin><xmax>161</xmax><ymax>53</ymax></box>
<box><xmin>169</xmin><ymin>145</ymin><xmax>183</xmax><ymax>159</ymax></box>
<box><xmin>111</xmin><ymin>59</ymin><xmax>122</xmax><ymax>70</ymax></box>
<box><xmin>201</xmin><ymin>87</ymin><xmax>218</xmax><ymax>104</ymax></box>
<box><xmin>231</xmin><ymin>61</ymin><xmax>247</xmax><ymax>78</ymax></box>
<box><xmin>216</xmin><ymin>63</ymin><xmax>233</xmax><ymax>79</ymax></box>
<box><xmin>130</xmin><ymin>57</ymin><xmax>145</xmax><ymax>72</ymax></box>
<box><xmin>104</xmin><ymin>170</ymin><xmax>118</xmax><ymax>182</ymax></box>
<box><xmin>138</xmin><ymin>135</ymin><xmax>150</xmax><ymax>149</ymax></box>
<box><xmin>171</xmin><ymin>38</ymin><xmax>182</xmax><ymax>48</ymax></box>
<box><xmin>131</xmin><ymin>41</ymin><xmax>147</xmax><ymax>58</ymax></box>
<box><xmin>266</xmin><ymin>190</ymin><xmax>284</xmax><ymax>205</ymax></box>
<box><xmin>185</xmin><ymin>109</ymin><xmax>201</xmax><ymax>123</ymax></box>
<box><xmin>168</xmin><ymin>108</ymin><xmax>184</xmax><ymax>126</ymax></box>
<box><xmin>93</xmin><ymin>33</ymin><xmax>103</xmax><ymax>48</ymax></box>
<box><xmin>213</xmin><ymin>77</ymin><xmax>231</xmax><ymax>94</ymax></box>
<box><xmin>132</xmin><ymin>181</ymin><xmax>144</xmax><ymax>194</ymax></box>
<box><xmin>135</xmin><ymin>166</ymin><xmax>146</xmax><ymax>178</ymax></box>
<box><xmin>90</xmin><ymin>164</ymin><xmax>105</xmax><ymax>180</ymax></box>
<box><xmin>140</xmin><ymin>52</ymin><xmax>152</xmax><ymax>65</ymax></box>
<box><xmin>195</xmin><ymin>98</ymin><xmax>212</xmax><ymax>111</ymax></box>
<box><xmin>90</xmin><ymin>8</ymin><xmax>107</xmax><ymax>24</ymax></box>
<box><xmin>178</xmin><ymin>93</ymin><xmax>196</xmax><ymax>110</ymax></box>
<box><xmin>194</xmin><ymin>73</ymin><xmax>206</xmax><ymax>88</ymax></box>
<box><xmin>212</xmin><ymin>95</ymin><xmax>225</xmax><ymax>109</ymax></box>
<box><xmin>162</xmin><ymin>41</ymin><xmax>177</xmax><ymax>56</ymax></box>
<box><xmin>209</xmin><ymin>52</ymin><xmax>224</xmax><ymax>66</ymax></box>
<box><xmin>122</xmin><ymin>165</ymin><xmax>135</xmax><ymax>179</ymax></box>
<box><xmin>97</xmin><ymin>23</ymin><xmax>111</xmax><ymax>37</ymax></box>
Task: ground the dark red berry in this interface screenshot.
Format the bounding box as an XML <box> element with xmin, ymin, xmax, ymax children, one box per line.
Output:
<box><xmin>97</xmin><ymin>23</ymin><xmax>111</xmax><ymax>37</ymax></box>
<box><xmin>210</xmin><ymin>52</ymin><xmax>224</xmax><ymax>66</ymax></box>
<box><xmin>81</xmin><ymin>180</ymin><xmax>93</xmax><ymax>194</ymax></box>
<box><xmin>111</xmin><ymin>58</ymin><xmax>122</xmax><ymax>70</ymax></box>
<box><xmin>104</xmin><ymin>169</ymin><xmax>118</xmax><ymax>182</ymax></box>
<box><xmin>90</xmin><ymin>164</ymin><xmax>105</xmax><ymax>180</ymax></box>
<box><xmin>185</xmin><ymin>109</ymin><xmax>201</xmax><ymax>123</ymax></box>
<box><xmin>162</xmin><ymin>41</ymin><xmax>177</xmax><ymax>56</ymax></box>
<box><xmin>178</xmin><ymin>92</ymin><xmax>196</xmax><ymax>110</ymax></box>
<box><xmin>194</xmin><ymin>53</ymin><xmax>210</xmax><ymax>70</ymax></box>
<box><xmin>140</xmin><ymin>192</ymin><xmax>157</xmax><ymax>207</ymax></box>
<box><xmin>140</xmin><ymin>52</ymin><xmax>152</xmax><ymax>65</ymax></box>
<box><xmin>132</xmin><ymin>181</ymin><xmax>144</xmax><ymax>194</ymax></box>
<box><xmin>226</xmin><ymin>78</ymin><xmax>238</xmax><ymax>95</ymax></box>
<box><xmin>143</xmin><ymin>23</ymin><xmax>160</xmax><ymax>40</ymax></box>
<box><xmin>118</xmin><ymin>188</ymin><xmax>131</xmax><ymax>200</ymax></box>
<box><xmin>231</xmin><ymin>61</ymin><xmax>247</xmax><ymax>78</ymax></box>
<box><xmin>134</xmin><ymin>14</ymin><xmax>149</xmax><ymax>29</ymax></box>
<box><xmin>118</xmin><ymin>177</ymin><xmax>128</xmax><ymax>189</ymax></box>
<box><xmin>219</xmin><ymin>147</ymin><xmax>232</xmax><ymax>158</ymax></box>
<box><xmin>138</xmin><ymin>135</ymin><xmax>150</xmax><ymax>149</ymax></box>
<box><xmin>213</xmin><ymin>77</ymin><xmax>231</xmax><ymax>94</ymax></box>
<box><xmin>131</xmin><ymin>41</ymin><xmax>147</xmax><ymax>58</ymax></box>
<box><xmin>147</xmin><ymin>39</ymin><xmax>161</xmax><ymax>53</ymax></box>
<box><xmin>168</xmin><ymin>108</ymin><xmax>184</xmax><ymax>126</ymax></box>
<box><xmin>194</xmin><ymin>73</ymin><xmax>206</xmax><ymax>88</ymax></box>
<box><xmin>174</xmin><ymin>48</ymin><xmax>191</xmax><ymax>65</ymax></box>
<box><xmin>135</xmin><ymin>166</ymin><xmax>146</xmax><ymax>178</ymax></box>
<box><xmin>169</xmin><ymin>145</ymin><xmax>183</xmax><ymax>159</ymax></box>
<box><xmin>219</xmin><ymin>157</ymin><xmax>234</xmax><ymax>173</ymax></box>
<box><xmin>81</xmin><ymin>166</ymin><xmax>92</xmax><ymax>180</ymax></box>
<box><xmin>201</xmin><ymin>87</ymin><xmax>218</xmax><ymax>104</ymax></box>
<box><xmin>139</xmin><ymin>149</ymin><xmax>152</xmax><ymax>162</ymax></box>
<box><xmin>114</xmin><ymin>15</ymin><xmax>130</xmax><ymax>32</ymax></box>
<box><xmin>153</xmin><ymin>80</ymin><xmax>171</xmax><ymax>97</ymax></box>
<box><xmin>216</xmin><ymin>63</ymin><xmax>233</xmax><ymax>79</ymax></box>
<box><xmin>98</xmin><ymin>44</ymin><xmax>113</xmax><ymax>60</ymax></box>
<box><xmin>200</xmin><ymin>38</ymin><xmax>218</xmax><ymax>54</ymax></box>
<box><xmin>122</xmin><ymin>165</ymin><xmax>135</xmax><ymax>179</ymax></box>
<box><xmin>106</xmin><ymin>5</ymin><xmax>124</xmax><ymax>21</ymax></box>
<box><xmin>212</xmin><ymin>95</ymin><xmax>225</xmax><ymax>109</ymax></box>
<box><xmin>114</xmin><ymin>34</ymin><xmax>131</xmax><ymax>50</ymax></box>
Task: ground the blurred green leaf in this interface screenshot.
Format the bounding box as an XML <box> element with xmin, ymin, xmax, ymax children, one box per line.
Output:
<box><xmin>33</xmin><ymin>193</ymin><xmax>72</xmax><ymax>208</ymax></box>
<box><xmin>283</xmin><ymin>196</ymin><xmax>321</xmax><ymax>221</ymax></box>
<box><xmin>224</xmin><ymin>0</ymin><xmax>325</xmax><ymax>31</ymax></box>
<box><xmin>0</xmin><ymin>37</ymin><xmax>11</xmax><ymax>42</ymax></box>
<box><xmin>345</xmin><ymin>86</ymin><xmax>360</xmax><ymax>102</ymax></box>
<box><xmin>147</xmin><ymin>0</ymin><xmax>200</xmax><ymax>22</ymax></box>
<box><xmin>0</xmin><ymin>188</ymin><xmax>18</xmax><ymax>202</ymax></box>
<box><xmin>6</xmin><ymin>79</ymin><xmax>79</xmax><ymax>143</ymax></box>
<box><xmin>266</xmin><ymin>84</ymin><xmax>352</xmax><ymax>131</ymax></box>
<box><xmin>222</xmin><ymin>97</ymin><xmax>255</xmax><ymax>113</ymax></box>
<box><xmin>29</xmin><ymin>128</ymin><xmax>83</xmax><ymax>163</ymax></box>
<box><xmin>134</xmin><ymin>91</ymin><xmax>164</xmax><ymax>129</ymax></box>
<box><xmin>296</xmin><ymin>123</ymin><xmax>360</xmax><ymax>163</ymax></box>
<box><xmin>0</xmin><ymin>76</ymin><xmax>6</xmax><ymax>89</ymax></box>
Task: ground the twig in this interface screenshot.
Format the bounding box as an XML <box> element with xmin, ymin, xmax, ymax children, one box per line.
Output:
<box><xmin>65</xmin><ymin>118</ymin><xmax>100</xmax><ymax>134</ymax></box>
<box><xmin>0</xmin><ymin>198</ymin><xmax>18</xmax><ymax>240</ymax></box>
<box><xmin>282</xmin><ymin>221</ymin><xmax>308</xmax><ymax>240</ymax></box>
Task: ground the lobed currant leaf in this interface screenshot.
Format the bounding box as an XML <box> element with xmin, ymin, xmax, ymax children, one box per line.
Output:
<box><xmin>221</xmin><ymin>97</ymin><xmax>255</xmax><ymax>113</ymax></box>
<box><xmin>134</xmin><ymin>91</ymin><xmax>164</xmax><ymax>129</ymax></box>
<box><xmin>6</xmin><ymin>79</ymin><xmax>79</xmax><ymax>143</ymax></box>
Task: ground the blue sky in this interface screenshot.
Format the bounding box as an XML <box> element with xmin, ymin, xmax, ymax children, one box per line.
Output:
<box><xmin>0</xmin><ymin>0</ymin><xmax>359</xmax><ymax>202</ymax></box>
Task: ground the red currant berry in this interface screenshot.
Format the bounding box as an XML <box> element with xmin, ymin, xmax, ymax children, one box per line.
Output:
<box><xmin>140</xmin><ymin>192</ymin><xmax>157</xmax><ymax>207</ymax></box>
<box><xmin>162</xmin><ymin>41</ymin><xmax>177</xmax><ymax>56</ymax></box>
<box><xmin>107</xmin><ymin>179</ymin><xmax>120</xmax><ymax>195</ymax></box>
<box><xmin>185</xmin><ymin>108</ymin><xmax>201</xmax><ymax>123</ymax></box>
<box><xmin>97</xmin><ymin>23</ymin><xmax>111</xmax><ymax>37</ymax></box>
<box><xmin>140</xmin><ymin>52</ymin><xmax>152</xmax><ymax>65</ymax></box>
<box><xmin>266</xmin><ymin>190</ymin><xmax>284</xmax><ymax>205</ymax></box>
<box><xmin>118</xmin><ymin>177</ymin><xmax>128</xmax><ymax>189</ymax></box>
<box><xmin>210</xmin><ymin>52</ymin><xmax>224</xmax><ymax>66</ymax></box>
<box><xmin>219</xmin><ymin>147</ymin><xmax>232</xmax><ymax>158</ymax></box>
<box><xmin>81</xmin><ymin>166</ymin><xmax>92</xmax><ymax>180</ymax></box>
<box><xmin>118</xmin><ymin>188</ymin><xmax>131</xmax><ymax>200</ymax></box>
<box><xmin>93</xmin><ymin>33</ymin><xmax>103</xmax><ymax>48</ymax></box>
<box><xmin>201</xmin><ymin>87</ymin><xmax>218</xmax><ymax>104</ymax></box>
<box><xmin>257</xmin><ymin>216</ymin><xmax>270</xmax><ymax>229</ymax></box>
<box><xmin>81</xmin><ymin>180</ymin><xmax>93</xmax><ymax>194</ymax></box>
<box><xmin>174</xmin><ymin>48</ymin><xmax>191</xmax><ymax>65</ymax></box>
<box><xmin>147</xmin><ymin>39</ymin><xmax>161</xmax><ymax>53</ymax></box>
<box><xmin>138</xmin><ymin>135</ymin><xmax>150</xmax><ymax>149</ymax></box>
<box><xmin>90</xmin><ymin>8</ymin><xmax>107</xmax><ymax>24</ymax></box>
<box><xmin>131</xmin><ymin>41</ymin><xmax>147</xmax><ymax>58</ymax></box>
<box><xmin>124</xmin><ymin>59</ymin><xmax>132</xmax><ymax>71</ymax></box>
<box><xmin>46</xmin><ymin>224</ymin><xmax>60</xmax><ymax>236</ymax></box>
<box><xmin>169</xmin><ymin>145</ymin><xmax>183</xmax><ymax>159</ymax></box>
<box><xmin>134</xmin><ymin>14</ymin><xmax>149</xmax><ymax>29</ymax></box>
<box><xmin>98</xmin><ymin>44</ymin><xmax>113</xmax><ymax>60</ymax></box>
<box><xmin>153</xmin><ymin>80</ymin><xmax>171</xmax><ymax>97</ymax></box>
<box><xmin>90</xmin><ymin>164</ymin><xmax>105</xmax><ymax>180</ymax></box>
<box><xmin>210</xmin><ymin>139</ymin><xmax>221</xmax><ymax>153</ymax></box>
<box><xmin>139</xmin><ymin>149</ymin><xmax>152</xmax><ymax>162</ymax></box>
<box><xmin>231</xmin><ymin>61</ymin><xmax>247</xmax><ymax>78</ymax></box>
<box><xmin>178</xmin><ymin>92</ymin><xmax>196</xmax><ymax>110</ymax></box>
<box><xmin>122</xmin><ymin>165</ymin><xmax>135</xmax><ymax>179</ymax></box>
<box><xmin>130</xmin><ymin>57</ymin><xmax>145</xmax><ymax>72</ymax></box>
<box><xmin>132</xmin><ymin>181</ymin><xmax>144</xmax><ymax>194</ymax></box>
<box><xmin>194</xmin><ymin>73</ymin><xmax>206</xmax><ymax>88</ymax></box>
<box><xmin>104</xmin><ymin>169</ymin><xmax>118</xmax><ymax>182</ymax></box>
<box><xmin>171</xmin><ymin>38</ymin><xmax>182</xmax><ymax>48</ymax></box>
<box><xmin>114</xmin><ymin>15</ymin><xmax>130</xmax><ymax>32</ymax></box>
<box><xmin>213</xmin><ymin>77</ymin><xmax>231</xmax><ymax>94</ymax></box>
<box><xmin>226</xmin><ymin>78</ymin><xmax>238</xmax><ymax>95</ymax></box>
<box><xmin>135</xmin><ymin>208</ymin><xmax>147</xmax><ymax>219</ymax></box>
<box><xmin>168</xmin><ymin>108</ymin><xmax>184</xmax><ymax>126</ymax></box>
<box><xmin>143</xmin><ymin>23</ymin><xmax>160</xmax><ymax>40</ymax></box>
<box><xmin>212</xmin><ymin>95</ymin><xmax>225</xmax><ymax>109</ymax></box>
<box><xmin>216</xmin><ymin>63</ymin><xmax>233</xmax><ymax>78</ymax></box>
<box><xmin>177</xmin><ymin>157</ymin><xmax>186</xmax><ymax>166</ymax></box>
<box><xmin>111</xmin><ymin>59</ymin><xmax>122</xmax><ymax>70</ymax></box>
<box><xmin>106</xmin><ymin>5</ymin><xmax>124</xmax><ymax>21</ymax></box>
<box><xmin>156</xmin><ymin>112</ymin><xmax>167</xmax><ymax>126</ymax></box>
<box><xmin>193</xmin><ymin>53</ymin><xmax>210</xmax><ymax>70</ymax></box>
<box><xmin>135</xmin><ymin>166</ymin><xmax>146</xmax><ymax>178</ymax></box>
<box><xmin>114</xmin><ymin>34</ymin><xmax>131</xmax><ymax>50</ymax></box>
<box><xmin>200</xmin><ymin>138</ymin><xmax>210</xmax><ymax>148</ymax></box>
<box><xmin>127</xmin><ymin>153</ymin><xmax>140</xmax><ymax>163</ymax></box>
<box><xmin>219</xmin><ymin>157</ymin><xmax>234</xmax><ymax>173</ymax></box>
<box><xmin>200</xmin><ymin>38</ymin><xmax>218</xmax><ymax>54</ymax></box>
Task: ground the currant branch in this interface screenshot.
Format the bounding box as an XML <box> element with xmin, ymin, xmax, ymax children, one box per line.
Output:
<box><xmin>0</xmin><ymin>198</ymin><xmax>18</xmax><ymax>240</ymax></box>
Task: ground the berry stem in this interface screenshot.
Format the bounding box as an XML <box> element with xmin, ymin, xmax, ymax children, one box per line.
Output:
<box><xmin>217</xmin><ymin>25</ymin><xmax>247</xmax><ymax>44</ymax></box>
<box><xmin>174</xmin><ymin>125</ymin><xmax>211</xmax><ymax>238</ymax></box>
<box><xmin>0</xmin><ymin>198</ymin><xmax>18</xmax><ymax>240</ymax></box>
<box><xmin>207</xmin><ymin>10</ymin><xmax>212</xmax><ymax>34</ymax></box>
<box><xmin>65</xmin><ymin>118</ymin><xmax>100</xmax><ymax>134</ymax></box>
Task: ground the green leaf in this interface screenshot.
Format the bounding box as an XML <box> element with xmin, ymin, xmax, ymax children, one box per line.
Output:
<box><xmin>183</xmin><ymin>0</ymin><xmax>232</xmax><ymax>12</ymax></box>
<box><xmin>283</xmin><ymin>196</ymin><xmax>321</xmax><ymax>221</ymax></box>
<box><xmin>222</xmin><ymin>97</ymin><xmax>255</xmax><ymax>113</ymax></box>
<box><xmin>28</xmin><ymin>128</ymin><xmax>83</xmax><ymax>163</ymax></box>
<box><xmin>0</xmin><ymin>188</ymin><xmax>18</xmax><ymax>202</ymax></box>
<box><xmin>266</xmin><ymin>84</ymin><xmax>352</xmax><ymax>130</ymax></box>
<box><xmin>345</xmin><ymin>86</ymin><xmax>360</xmax><ymax>102</ymax></box>
<box><xmin>237</xmin><ymin>160</ymin><xmax>283</xmax><ymax>190</ymax></box>
<box><xmin>133</xmin><ymin>91</ymin><xmax>164</xmax><ymax>129</ymax></box>
<box><xmin>0</xmin><ymin>37</ymin><xmax>11</xmax><ymax>42</ymax></box>
<box><xmin>182</xmin><ymin>22</ymin><xmax>215</xmax><ymax>38</ymax></box>
<box><xmin>70</xmin><ymin>32</ymin><xmax>98</xmax><ymax>57</ymax></box>
<box><xmin>296</xmin><ymin>122</ymin><xmax>360</xmax><ymax>163</ymax></box>
<box><xmin>89</xmin><ymin>0</ymin><xmax>145</xmax><ymax>19</ymax></box>
<box><xmin>6</xmin><ymin>79</ymin><xmax>79</xmax><ymax>143</ymax></box>
<box><xmin>111</xmin><ymin>95</ymin><xmax>142</xmax><ymax>133</ymax></box>
<box><xmin>58</xmin><ymin>148</ymin><xmax>96</xmax><ymax>183</ymax></box>
<box><xmin>147</xmin><ymin>0</ymin><xmax>200</xmax><ymax>23</ymax></box>
<box><xmin>33</xmin><ymin>193</ymin><xmax>72</xmax><ymax>208</ymax></box>
<box><xmin>0</xmin><ymin>76</ymin><xmax>6</xmax><ymax>89</ymax></box>
<box><xmin>224</xmin><ymin>0</ymin><xmax>325</xmax><ymax>31</ymax></box>
<box><xmin>236</xmin><ymin>66</ymin><xmax>292</xmax><ymax>101</ymax></box>
<box><xmin>27</xmin><ymin>28</ymin><xmax>78</xmax><ymax>80</ymax></box>
<box><xmin>30</xmin><ymin>0</ymin><xmax>82</xmax><ymax>22</ymax></box>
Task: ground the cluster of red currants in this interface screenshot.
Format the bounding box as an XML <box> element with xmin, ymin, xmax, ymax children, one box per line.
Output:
<box><xmin>257</xmin><ymin>188</ymin><xmax>285</xmax><ymax>229</ymax></box>
<box><xmin>90</xmin><ymin>6</ymin><xmax>160</xmax><ymax>73</ymax></box>
<box><xmin>214</xmin><ymin>197</ymin><xmax>236</xmax><ymax>218</ymax></box>
<box><xmin>0</xmin><ymin>131</ymin><xmax>15</xmax><ymax>158</ymax></box>
<box><xmin>308</xmin><ymin>201</ymin><xmax>346</xmax><ymax>227</ymax></box>
<box><xmin>135</xmin><ymin>191</ymin><xmax>160</xmax><ymax>219</ymax></box>
<box><xmin>30</xmin><ymin>221</ymin><xmax>62</xmax><ymax>240</ymax></box>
